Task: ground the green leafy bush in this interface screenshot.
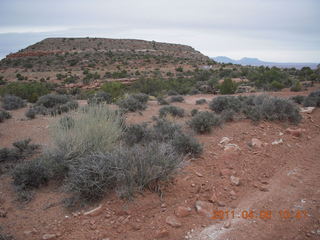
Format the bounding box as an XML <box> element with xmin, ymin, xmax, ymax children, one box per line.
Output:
<box><xmin>0</xmin><ymin>82</ymin><xmax>50</xmax><ymax>103</ymax></box>
<box><xmin>159</xmin><ymin>106</ymin><xmax>185</xmax><ymax>118</ymax></box>
<box><xmin>219</xmin><ymin>78</ymin><xmax>236</xmax><ymax>94</ymax></box>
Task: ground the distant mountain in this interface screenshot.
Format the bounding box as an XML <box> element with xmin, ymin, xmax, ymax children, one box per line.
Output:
<box><xmin>213</xmin><ymin>56</ymin><xmax>319</xmax><ymax>69</ymax></box>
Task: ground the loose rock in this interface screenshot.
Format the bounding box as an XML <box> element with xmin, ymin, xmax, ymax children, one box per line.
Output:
<box><xmin>195</xmin><ymin>200</ymin><xmax>214</xmax><ymax>217</ymax></box>
<box><xmin>42</xmin><ymin>234</ymin><xmax>56</xmax><ymax>240</ymax></box>
<box><xmin>230</xmin><ymin>176</ymin><xmax>240</xmax><ymax>186</ymax></box>
<box><xmin>165</xmin><ymin>216</ymin><xmax>182</xmax><ymax>227</ymax></box>
<box><xmin>251</xmin><ymin>138</ymin><xmax>263</xmax><ymax>148</ymax></box>
<box><xmin>84</xmin><ymin>204</ymin><xmax>103</xmax><ymax>217</ymax></box>
<box><xmin>175</xmin><ymin>206</ymin><xmax>192</xmax><ymax>217</ymax></box>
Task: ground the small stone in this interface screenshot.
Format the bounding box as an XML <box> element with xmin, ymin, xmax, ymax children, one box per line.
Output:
<box><xmin>84</xmin><ymin>204</ymin><xmax>103</xmax><ymax>217</ymax></box>
<box><xmin>195</xmin><ymin>200</ymin><xmax>214</xmax><ymax>217</ymax></box>
<box><xmin>155</xmin><ymin>229</ymin><xmax>169</xmax><ymax>239</ymax></box>
<box><xmin>165</xmin><ymin>216</ymin><xmax>182</xmax><ymax>228</ymax></box>
<box><xmin>217</xmin><ymin>201</ymin><xmax>225</xmax><ymax>207</ymax></box>
<box><xmin>251</xmin><ymin>138</ymin><xmax>263</xmax><ymax>148</ymax></box>
<box><xmin>223</xmin><ymin>220</ymin><xmax>231</xmax><ymax>229</ymax></box>
<box><xmin>195</xmin><ymin>171</ymin><xmax>203</xmax><ymax>177</ymax></box>
<box><xmin>175</xmin><ymin>206</ymin><xmax>192</xmax><ymax>217</ymax></box>
<box><xmin>300</xmin><ymin>107</ymin><xmax>315</xmax><ymax>114</ymax></box>
<box><xmin>230</xmin><ymin>190</ymin><xmax>236</xmax><ymax>196</ymax></box>
<box><xmin>272</xmin><ymin>139</ymin><xmax>283</xmax><ymax>145</ymax></box>
<box><xmin>0</xmin><ymin>209</ymin><xmax>7</xmax><ymax>218</ymax></box>
<box><xmin>230</xmin><ymin>176</ymin><xmax>240</xmax><ymax>186</ymax></box>
<box><xmin>161</xmin><ymin>203</ymin><xmax>167</xmax><ymax>208</ymax></box>
<box><xmin>220</xmin><ymin>168</ymin><xmax>232</xmax><ymax>177</ymax></box>
<box><xmin>42</xmin><ymin>234</ymin><xmax>56</xmax><ymax>240</ymax></box>
<box><xmin>285</xmin><ymin>128</ymin><xmax>305</xmax><ymax>137</ymax></box>
<box><xmin>209</xmin><ymin>192</ymin><xmax>218</xmax><ymax>203</ymax></box>
<box><xmin>219</xmin><ymin>137</ymin><xmax>231</xmax><ymax>145</ymax></box>
<box><xmin>224</xmin><ymin>144</ymin><xmax>240</xmax><ymax>152</ymax></box>
<box><xmin>259</xmin><ymin>185</ymin><xmax>269</xmax><ymax>192</ymax></box>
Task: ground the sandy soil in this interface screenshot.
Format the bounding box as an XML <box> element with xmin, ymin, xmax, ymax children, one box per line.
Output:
<box><xmin>0</xmin><ymin>88</ymin><xmax>320</xmax><ymax>240</ymax></box>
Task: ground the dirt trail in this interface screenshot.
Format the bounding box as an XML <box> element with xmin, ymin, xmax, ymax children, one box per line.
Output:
<box><xmin>193</xmin><ymin>129</ymin><xmax>320</xmax><ymax>240</ymax></box>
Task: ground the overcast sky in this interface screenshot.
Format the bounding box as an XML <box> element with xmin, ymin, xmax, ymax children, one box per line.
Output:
<box><xmin>0</xmin><ymin>0</ymin><xmax>319</xmax><ymax>62</ymax></box>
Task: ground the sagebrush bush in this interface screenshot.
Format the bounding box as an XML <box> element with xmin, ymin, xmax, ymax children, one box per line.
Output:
<box><xmin>244</xmin><ymin>95</ymin><xmax>301</xmax><ymax>124</ymax></box>
<box><xmin>167</xmin><ymin>90</ymin><xmax>178</xmax><ymax>96</ymax></box>
<box><xmin>123</xmin><ymin>123</ymin><xmax>151</xmax><ymax>146</ymax></box>
<box><xmin>209</xmin><ymin>96</ymin><xmax>242</xmax><ymax>113</ymax></box>
<box><xmin>50</xmin><ymin>104</ymin><xmax>123</xmax><ymax>161</ymax></box>
<box><xmin>0</xmin><ymin>109</ymin><xmax>11</xmax><ymax>122</ymax></box>
<box><xmin>88</xmin><ymin>91</ymin><xmax>112</xmax><ymax>104</ymax></box>
<box><xmin>191</xmin><ymin>109</ymin><xmax>198</xmax><ymax>116</ymax></box>
<box><xmin>170</xmin><ymin>95</ymin><xmax>184</xmax><ymax>103</ymax></box>
<box><xmin>25</xmin><ymin>108</ymin><xmax>36</xmax><ymax>119</ymax></box>
<box><xmin>66</xmin><ymin>152</ymin><xmax>117</xmax><ymax>201</ymax></box>
<box><xmin>195</xmin><ymin>99</ymin><xmax>207</xmax><ymax>105</ymax></box>
<box><xmin>31</xmin><ymin>94</ymin><xmax>78</xmax><ymax>116</ymax></box>
<box><xmin>290</xmin><ymin>95</ymin><xmax>305</xmax><ymax>104</ymax></box>
<box><xmin>159</xmin><ymin>105</ymin><xmax>185</xmax><ymax>118</ymax></box>
<box><xmin>157</xmin><ymin>96</ymin><xmax>169</xmax><ymax>105</ymax></box>
<box><xmin>172</xmin><ymin>132</ymin><xmax>203</xmax><ymax>156</ymax></box>
<box><xmin>117</xmin><ymin>94</ymin><xmax>148</xmax><ymax>112</ymax></box>
<box><xmin>12</xmin><ymin>158</ymin><xmax>49</xmax><ymax>189</ymax></box>
<box><xmin>188</xmin><ymin>111</ymin><xmax>222</xmax><ymax>133</ymax></box>
<box><xmin>152</xmin><ymin>118</ymin><xmax>182</xmax><ymax>141</ymax></box>
<box><xmin>221</xmin><ymin>109</ymin><xmax>236</xmax><ymax>122</ymax></box>
<box><xmin>1</xmin><ymin>95</ymin><xmax>26</xmax><ymax>110</ymax></box>
<box><xmin>303</xmin><ymin>90</ymin><xmax>320</xmax><ymax>107</ymax></box>
<box><xmin>0</xmin><ymin>138</ymin><xmax>39</xmax><ymax>163</ymax></box>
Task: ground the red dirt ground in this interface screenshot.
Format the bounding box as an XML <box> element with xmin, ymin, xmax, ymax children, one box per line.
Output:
<box><xmin>0</xmin><ymin>88</ymin><xmax>320</xmax><ymax>240</ymax></box>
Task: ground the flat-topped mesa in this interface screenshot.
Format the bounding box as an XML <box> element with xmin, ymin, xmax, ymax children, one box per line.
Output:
<box><xmin>9</xmin><ymin>37</ymin><xmax>209</xmax><ymax>61</ymax></box>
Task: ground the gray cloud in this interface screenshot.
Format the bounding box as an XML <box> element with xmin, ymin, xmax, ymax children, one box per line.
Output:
<box><xmin>0</xmin><ymin>0</ymin><xmax>319</xmax><ymax>62</ymax></box>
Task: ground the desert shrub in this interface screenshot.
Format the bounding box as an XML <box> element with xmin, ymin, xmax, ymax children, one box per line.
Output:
<box><xmin>219</xmin><ymin>78</ymin><xmax>236</xmax><ymax>94</ymax></box>
<box><xmin>191</xmin><ymin>109</ymin><xmax>198</xmax><ymax>116</ymax></box>
<box><xmin>189</xmin><ymin>89</ymin><xmax>201</xmax><ymax>95</ymax></box>
<box><xmin>303</xmin><ymin>90</ymin><xmax>320</xmax><ymax>107</ymax></box>
<box><xmin>167</xmin><ymin>90</ymin><xmax>178</xmax><ymax>96</ymax></box>
<box><xmin>209</xmin><ymin>96</ymin><xmax>242</xmax><ymax>113</ymax></box>
<box><xmin>65</xmin><ymin>141</ymin><xmax>183</xmax><ymax>200</ymax></box>
<box><xmin>88</xmin><ymin>91</ymin><xmax>112</xmax><ymax>104</ymax></box>
<box><xmin>123</xmin><ymin>123</ymin><xmax>152</xmax><ymax>146</ymax></box>
<box><xmin>0</xmin><ymin>139</ymin><xmax>39</xmax><ymax>163</ymax></box>
<box><xmin>170</xmin><ymin>95</ymin><xmax>184</xmax><ymax>102</ymax></box>
<box><xmin>221</xmin><ymin>109</ymin><xmax>236</xmax><ymax>122</ymax></box>
<box><xmin>12</xmin><ymin>158</ymin><xmax>49</xmax><ymax>189</ymax></box>
<box><xmin>0</xmin><ymin>231</ymin><xmax>14</xmax><ymax>240</ymax></box>
<box><xmin>243</xmin><ymin>95</ymin><xmax>301</xmax><ymax>124</ymax></box>
<box><xmin>50</xmin><ymin>104</ymin><xmax>123</xmax><ymax>161</ymax></box>
<box><xmin>188</xmin><ymin>111</ymin><xmax>222</xmax><ymax>134</ymax></box>
<box><xmin>195</xmin><ymin>99</ymin><xmax>207</xmax><ymax>105</ymax></box>
<box><xmin>159</xmin><ymin>106</ymin><xmax>185</xmax><ymax>118</ymax></box>
<box><xmin>290</xmin><ymin>81</ymin><xmax>302</xmax><ymax>92</ymax></box>
<box><xmin>131</xmin><ymin>93</ymin><xmax>149</xmax><ymax>103</ymax></box>
<box><xmin>66</xmin><ymin>152</ymin><xmax>117</xmax><ymax>201</ymax></box>
<box><xmin>0</xmin><ymin>82</ymin><xmax>51</xmax><ymax>103</ymax></box>
<box><xmin>152</xmin><ymin>118</ymin><xmax>182</xmax><ymax>141</ymax></box>
<box><xmin>25</xmin><ymin>108</ymin><xmax>36</xmax><ymax>119</ymax></box>
<box><xmin>157</xmin><ymin>96</ymin><xmax>169</xmax><ymax>105</ymax></box>
<box><xmin>59</xmin><ymin>116</ymin><xmax>75</xmax><ymax>129</ymax></box>
<box><xmin>0</xmin><ymin>110</ymin><xmax>11</xmax><ymax>122</ymax></box>
<box><xmin>172</xmin><ymin>132</ymin><xmax>202</xmax><ymax>156</ymax></box>
<box><xmin>117</xmin><ymin>94</ymin><xmax>148</xmax><ymax>112</ymax></box>
<box><xmin>290</xmin><ymin>95</ymin><xmax>305</xmax><ymax>104</ymax></box>
<box><xmin>1</xmin><ymin>95</ymin><xmax>26</xmax><ymax>110</ymax></box>
<box><xmin>113</xmin><ymin>142</ymin><xmax>183</xmax><ymax>198</ymax></box>
<box><xmin>32</xmin><ymin>94</ymin><xmax>78</xmax><ymax>115</ymax></box>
